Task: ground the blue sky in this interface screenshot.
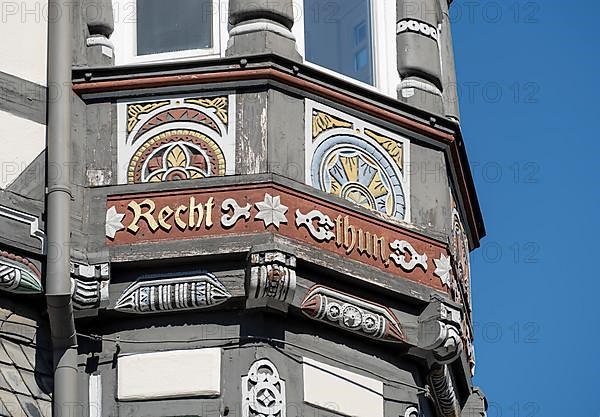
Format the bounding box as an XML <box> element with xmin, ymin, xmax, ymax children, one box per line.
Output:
<box><xmin>452</xmin><ymin>1</ymin><xmax>600</xmax><ymax>416</ymax></box>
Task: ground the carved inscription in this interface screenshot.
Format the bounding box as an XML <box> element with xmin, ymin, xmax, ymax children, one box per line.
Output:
<box><xmin>107</xmin><ymin>184</ymin><xmax>448</xmax><ymax>290</ymax></box>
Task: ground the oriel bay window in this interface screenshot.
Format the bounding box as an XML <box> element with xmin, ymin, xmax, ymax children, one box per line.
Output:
<box><xmin>112</xmin><ymin>0</ymin><xmax>224</xmax><ymax>64</ymax></box>
<box><xmin>112</xmin><ymin>0</ymin><xmax>398</xmax><ymax>96</ymax></box>
<box><xmin>136</xmin><ymin>0</ymin><xmax>213</xmax><ymax>56</ymax></box>
<box><xmin>294</xmin><ymin>0</ymin><xmax>398</xmax><ymax>95</ymax></box>
<box><xmin>303</xmin><ymin>0</ymin><xmax>374</xmax><ymax>85</ymax></box>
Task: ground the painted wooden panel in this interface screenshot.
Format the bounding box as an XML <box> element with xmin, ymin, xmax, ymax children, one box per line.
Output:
<box><xmin>105</xmin><ymin>182</ymin><xmax>450</xmax><ymax>291</ymax></box>
<box><xmin>305</xmin><ymin>100</ymin><xmax>411</xmax><ymax>222</ymax></box>
<box><xmin>303</xmin><ymin>357</ymin><xmax>384</xmax><ymax>417</ymax></box>
<box><xmin>116</xmin><ymin>95</ymin><xmax>235</xmax><ymax>185</ymax></box>
<box><xmin>117</xmin><ymin>348</ymin><xmax>221</xmax><ymax>400</ymax></box>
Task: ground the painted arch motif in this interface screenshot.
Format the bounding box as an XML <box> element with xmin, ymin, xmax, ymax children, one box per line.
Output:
<box><xmin>128</xmin><ymin>130</ymin><xmax>226</xmax><ymax>183</ymax></box>
<box><xmin>307</xmin><ymin>101</ymin><xmax>410</xmax><ymax>221</ymax></box>
<box><xmin>313</xmin><ymin>138</ymin><xmax>405</xmax><ymax>218</ymax></box>
<box><xmin>118</xmin><ymin>96</ymin><xmax>235</xmax><ymax>185</ymax></box>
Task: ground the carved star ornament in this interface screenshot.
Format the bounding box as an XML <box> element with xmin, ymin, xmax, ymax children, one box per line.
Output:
<box><xmin>254</xmin><ymin>194</ymin><xmax>289</xmax><ymax>229</ymax></box>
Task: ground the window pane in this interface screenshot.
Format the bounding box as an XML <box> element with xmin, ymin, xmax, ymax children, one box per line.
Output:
<box><xmin>304</xmin><ymin>0</ymin><xmax>374</xmax><ymax>85</ymax></box>
<box><xmin>137</xmin><ymin>0</ymin><xmax>213</xmax><ymax>56</ymax></box>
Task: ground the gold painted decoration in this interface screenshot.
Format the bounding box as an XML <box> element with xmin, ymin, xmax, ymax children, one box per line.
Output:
<box><xmin>127</xmin><ymin>101</ymin><xmax>169</xmax><ymax>133</ymax></box>
<box><xmin>325</xmin><ymin>150</ymin><xmax>395</xmax><ymax>215</ymax></box>
<box><xmin>127</xmin><ymin>130</ymin><xmax>225</xmax><ymax>184</ymax></box>
<box><xmin>119</xmin><ymin>95</ymin><xmax>234</xmax><ymax>185</ymax></box>
<box><xmin>364</xmin><ymin>128</ymin><xmax>404</xmax><ymax>168</ymax></box>
<box><xmin>185</xmin><ymin>97</ymin><xmax>228</xmax><ymax>125</ymax></box>
<box><xmin>313</xmin><ymin>136</ymin><xmax>406</xmax><ymax>219</ymax></box>
<box><xmin>312</xmin><ymin>110</ymin><xmax>353</xmax><ymax>140</ymax></box>
<box><xmin>307</xmin><ymin>101</ymin><xmax>410</xmax><ymax>221</ymax></box>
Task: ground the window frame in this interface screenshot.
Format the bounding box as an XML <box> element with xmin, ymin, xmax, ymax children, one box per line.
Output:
<box><xmin>111</xmin><ymin>0</ymin><xmax>227</xmax><ymax>65</ymax></box>
<box><xmin>111</xmin><ymin>0</ymin><xmax>399</xmax><ymax>98</ymax></box>
<box><xmin>292</xmin><ymin>0</ymin><xmax>399</xmax><ymax>98</ymax></box>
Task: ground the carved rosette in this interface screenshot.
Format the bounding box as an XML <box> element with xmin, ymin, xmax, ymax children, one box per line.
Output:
<box><xmin>0</xmin><ymin>251</ymin><xmax>42</xmax><ymax>294</ymax></box>
<box><xmin>242</xmin><ymin>359</ymin><xmax>286</xmax><ymax>417</ymax></box>
<box><xmin>301</xmin><ymin>286</ymin><xmax>405</xmax><ymax>343</ymax></box>
<box><xmin>115</xmin><ymin>273</ymin><xmax>231</xmax><ymax>314</ymax></box>
<box><xmin>307</xmin><ymin>101</ymin><xmax>410</xmax><ymax>221</ymax></box>
<box><xmin>247</xmin><ymin>251</ymin><xmax>296</xmax><ymax>308</ymax></box>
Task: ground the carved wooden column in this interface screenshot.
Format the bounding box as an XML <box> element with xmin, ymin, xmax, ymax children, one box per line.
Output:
<box><xmin>396</xmin><ymin>0</ymin><xmax>444</xmax><ymax>114</ymax></box>
<box><xmin>226</xmin><ymin>0</ymin><xmax>301</xmax><ymax>61</ymax></box>
<box><xmin>439</xmin><ymin>0</ymin><xmax>460</xmax><ymax>121</ymax></box>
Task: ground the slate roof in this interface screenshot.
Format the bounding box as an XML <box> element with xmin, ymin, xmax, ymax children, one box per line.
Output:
<box><xmin>0</xmin><ymin>299</ymin><xmax>52</xmax><ymax>417</ymax></box>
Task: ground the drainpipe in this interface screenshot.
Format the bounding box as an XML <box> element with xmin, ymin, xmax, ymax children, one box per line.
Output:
<box><xmin>46</xmin><ymin>0</ymin><xmax>78</xmax><ymax>415</ymax></box>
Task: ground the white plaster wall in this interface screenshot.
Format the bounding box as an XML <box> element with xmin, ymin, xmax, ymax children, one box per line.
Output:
<box><xmin>303</xmin><ymin>357</ymin><xmax>384</xmax><ymax>417</ymax></box>
<box><xmin>0</xmin><ymin>0</ymin><xmax>48</xmax><ymax>85</ymax></box>
<box><xmin>0</xmin><ymin>110</ymin><xmax>46</xmax><ymax>189</ymax></box>
<box><xmin>117</xmin><ymin>348</ymin><xmax>221</xmax><ymax>400</ymax></box>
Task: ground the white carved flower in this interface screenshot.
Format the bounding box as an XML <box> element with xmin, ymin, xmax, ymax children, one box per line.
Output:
<box><xmin>433</xmin><ymin>254</ymin><xmax>452</xmax><ymax>286</ymax></box>
<box><xmin>105</xmin><ymin>206</ymin><xmax>125</xmax><ymax>239</ymax></box>
<box><xmin>255</xmin><ymin>194</ymin><xmax>288</xmax><ymax>229</ymax></box>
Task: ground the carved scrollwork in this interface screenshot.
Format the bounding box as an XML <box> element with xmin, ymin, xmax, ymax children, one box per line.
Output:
<box><xmin>0</xmin><ymin>251</ymin><xmax>42</xmax><ymax>294</ymax></box>
<box><xmin>221</xmin><ymin>198</ymin><xmax>251</xmax><ymax>228</ymax></box>
<box><xmin>247</xmin><ymin>251</ymin><xmax>296</xmax><ymax>308</ymax></box>
<box><xmin>70</xmin><ymin>261</ymin><xmax>110</xmax><ymax>311</ymax></box>
<box><xmin>431</xmin><ymin>324</ymin><xmax>463</xmax><ymax>364</ymax></box>
<box><xmin>405</xmin><ymin>406</ymin><xmax>420</xmax><ymax>417</ymax></box>
<box><xmin>295</xmin><ymin>209</ymin><xmax>335</xmax><ymax>242</ymax></box>
<box><xmin>418</xmin><ymin>298</ymin><xmax>463</xmax><ymax>364</ymax></box>
<box><xmin>390</xmin><ymin>240</ymin><xmax>428</xmax><ymax>272</ymax></box>
<box><xmin>419</xmin><ymin>299</ymin><xmax>463</xmax><ymax>364</ymax></box>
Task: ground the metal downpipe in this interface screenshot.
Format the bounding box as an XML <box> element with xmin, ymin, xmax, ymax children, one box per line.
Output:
<box><xmin>46</xmin><ymin>0</ymin><xmax>78</xmax><ymax>415</ymax></box>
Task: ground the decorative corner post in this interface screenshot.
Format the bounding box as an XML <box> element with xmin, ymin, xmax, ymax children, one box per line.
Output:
<box><xmin>226</xmin><ymin>0</ymin><xmax>302</xmax><ymax>61</ymax></box>
<box><xmin>439</xmin><ymin>0</ymin><xmax>460</xmax><ymax>121</ymax></box>
<box><xmin>396</xmin><ymin>0</ymin><xmax>444</xmax><ymax>114</ymax></box>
